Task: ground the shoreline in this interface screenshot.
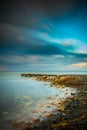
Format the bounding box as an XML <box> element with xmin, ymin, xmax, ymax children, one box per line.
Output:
<box><xmin>21</xmin><ymin>74</ymin><xmax>87</xmax><ymax>85</ymax></box>
<box><xmin>14</xmin><ymin>74</ymin><xmax>87</xmax><ymax>130</ymax></box>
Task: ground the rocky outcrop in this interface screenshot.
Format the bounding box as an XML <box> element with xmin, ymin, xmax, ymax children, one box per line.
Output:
<box><xmin>21</xmin><ymin>74</ymin><xmax>87</xmax><ymax>85</ymax></box>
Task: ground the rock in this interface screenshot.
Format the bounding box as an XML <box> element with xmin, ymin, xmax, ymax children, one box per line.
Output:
<box><xmin>32</xmin><ymin>110</ymin><xmax>39</xmax><ymax>113</ymax></box>
<box><xmin>33</xmin><ymin>118</ymin><xmax>40</xmax><ymax>122</ymax></box>
<box><xmin>58</xmin><ymin>106</ymin><xmax>64</xmax><ymax>111</ymax></box>
<box><xmin>24</xmin><ymin>123</ymin><xmax>31</xmax><ymax>129</ymax></box>
<box><xmin>57</xmin><ymin>104</ymin><xmax>61</xmax><ymax>107</ymax></box>
<box><xmin>46</xmin><ymin>96</ymin><xmax>52</xmax><ymax>99</ymax></box>
<box><xmin>45</xmin><ymin>113</ymin><xmax>52</xmax><ymax>117</ymax></box>
<box><xmin>17</xmin><ymin>118</ymin><xmax>24</xmax><ymax>123</ymax></box>
<box><xmin>13</xmin><ymin>122</ymin><xmax>25</xmax><ymax>129</ymax></box>
<box><xmin>70</xmin><ymin>96</ymin><xmax>77</xmax><ymax>100</ymax></box>
<box><xmin>71</xmin><ymin>92</ymin><xmax>76</xmax><ymax>96</ymax></box>
<box><xmin>47</xmin><ymin>105</ymin><xmax>50</xmax><ymax>108</ymax></box>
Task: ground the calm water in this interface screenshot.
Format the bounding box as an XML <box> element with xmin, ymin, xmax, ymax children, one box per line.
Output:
<box><xmin>20</xmin><ymin>71</ymin><xmax>87</xmax><ymax>75</ymax></box>
<box><xmin>0</xmin><ymin>72</ymin><xmax>77</xmax><ymax>130</ymax></box>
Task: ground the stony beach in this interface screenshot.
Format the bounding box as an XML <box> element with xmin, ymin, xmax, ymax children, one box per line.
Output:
<box><xmin>13</xmin><ymin>74</ymin><xmax>87</xmax><ymax>130</ymax></box>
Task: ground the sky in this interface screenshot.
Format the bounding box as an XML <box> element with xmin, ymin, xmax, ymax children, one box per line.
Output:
<box><xmin>0</xmin><ymin>0</ymin><xmax>87</xmax><ymax>72</ymax></box>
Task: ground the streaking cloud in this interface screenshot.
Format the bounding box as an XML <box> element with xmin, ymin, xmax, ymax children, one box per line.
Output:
<box><xmin>70</xmin><ymin>62</ymin><xmax>87</xmax><ymax>68</ymax></box>
<box><xmin>29</xmin><ymin>30</ymin><xmax>87</xmax><ymax>54</ymax></box>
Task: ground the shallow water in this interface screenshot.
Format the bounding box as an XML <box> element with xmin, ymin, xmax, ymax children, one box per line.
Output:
<box><xmin>0</xmin><ymin>72</ymin><xmax>76</xmax><ymax>130</ymax></box>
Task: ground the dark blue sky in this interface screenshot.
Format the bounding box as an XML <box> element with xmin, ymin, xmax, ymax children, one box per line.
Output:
<box><xmin>0</xmin><ymin>0</ymin><xmax>87</xmax><ymax>71</ymax></box>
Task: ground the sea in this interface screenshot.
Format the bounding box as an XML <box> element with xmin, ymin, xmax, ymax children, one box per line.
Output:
<box><xmin>0</xmin><ymin>71</ymin><xmax>86</xmax><ymax>130</ymax></box>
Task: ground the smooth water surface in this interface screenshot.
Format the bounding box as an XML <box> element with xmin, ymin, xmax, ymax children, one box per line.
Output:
<box><xmin>0</xmin><ymin>72</ymin><xmax>76</xmax><ymax>130</ymax></box>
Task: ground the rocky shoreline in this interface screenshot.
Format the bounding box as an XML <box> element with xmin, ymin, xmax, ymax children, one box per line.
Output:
<box><xmin>21</xmin><ymin>74</ymin><xmax>87</xmax><ymax>85</ymax></box>
<box><xmin>13</xmin><ymin>74</ymin><xmax>87</xmax><ymax>130</ymax></box>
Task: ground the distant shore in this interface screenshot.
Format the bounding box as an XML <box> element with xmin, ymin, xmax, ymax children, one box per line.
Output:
<box><xmin>16</xmin><ymin>74</ymin><xmax>87</xmax><ymax>130</ymax></box>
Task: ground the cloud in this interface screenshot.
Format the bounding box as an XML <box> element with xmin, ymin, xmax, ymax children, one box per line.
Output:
<box><xmin>84</xmin><ymin>58</ymin><xmax>87</xmax><ymax>61</ymax></box>
<box><xmin>0</xmin><ymin>23</ymin><xmax>68</xmax><ymax>56</ymax></box>
<box><xmin>1</xmin><ymin>0</ymin><xmax>78</xmax><ymax>27</ymax></box>
<box><xmin>53</xmin><ymin>55</ymin><xmax>65</xmax><ymax>58</ymax></box>
<box><xmin>0</xmin><ymin>65</ymin><xmax>8</xmax><ymax>71</ymax></box>
<box><xmin>40</xmin><ymin>32</ymin><xmax>49</xmax><ymax>39</ymax></box>
<box><xmin>0</xmin><ymin>55</ymin><xmax>40</xmax><ymax>64</ymax></box>
<box><xmin>62</xmin><ymin>39</ymin><xmax>87</xmax><ymax>54</ymax></box>
<box><xmin>0</xmin><ymin>54</ymin><xmax>65</xmax><ymax>66</ymax></box>
<box><xmin>0</xmin><ymin>23</ymin><xmax>20</xmax><ymax>41</ymax></box>
<box><xmin>70</xmin><ymin>62</ymin><xmax>87</xmax><ymax>68</ymax></box>
<box><xmin>41</xmin><ymin>38</ymin><xmax>87</xmax><ymax>55</ymax></box>
<box><xmin>1</xmin><ymin>53</ymin><xmax>87</xmax><ymax>71</ymax></box>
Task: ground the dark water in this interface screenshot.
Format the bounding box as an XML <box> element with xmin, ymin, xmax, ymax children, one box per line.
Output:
<box><xmin>0</xmin><ymin>72</ymin><xmax>76</xmax><ymax>130</ymax></box>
